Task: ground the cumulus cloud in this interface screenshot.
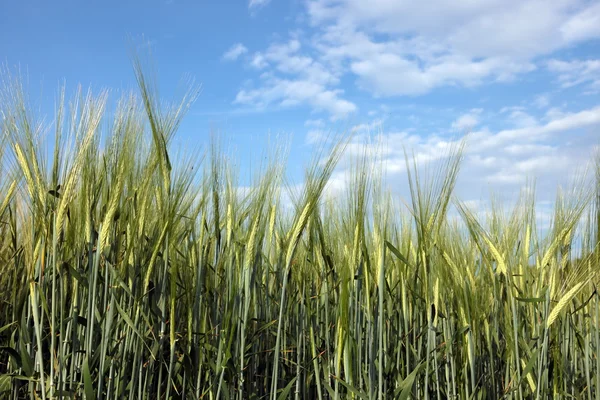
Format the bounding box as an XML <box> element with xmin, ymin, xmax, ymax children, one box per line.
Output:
<box><xmin>305</xmin><ymin>0</ymin><xmax>600</xmax><ymax>96</ymax></box>
<box><xmin>308</xmin><ymin>0</ymin><xmax>600</xmax><ymax>56</ymax></box>
<box><xmin>452</xmin><ymin>109</ymin><xmax>482</xmax><ymax>132</ymax></box>
<box><xmin>328</xmin><ymin>103</ymin><xmax>600</xmax><ymax>204</ymax></box>
<box><xmin>228</xmin><ymin>0</ymin><xmax>600</xmax><ymax>120</ymax></box>
<box><xmin>250</xmin><ymin>53</ymin><xmax>268</xmax><ymax>69</ymax></box>
<box><xmin>350</xmin><ymin>53</ymin><xmax>534</xmax><ymax>96</ymax></box>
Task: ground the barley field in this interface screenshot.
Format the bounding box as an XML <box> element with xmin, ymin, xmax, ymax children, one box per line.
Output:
<box><xmin>1</xmin><ymin>63</ymin><xmax>599</xmax><ymax>399</ymax></box>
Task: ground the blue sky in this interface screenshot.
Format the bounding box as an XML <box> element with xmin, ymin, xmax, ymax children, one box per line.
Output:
<box><xmin>1</xmin><ymin>0</ymin><xmax>599</xmax><ymax>220</ymax></box>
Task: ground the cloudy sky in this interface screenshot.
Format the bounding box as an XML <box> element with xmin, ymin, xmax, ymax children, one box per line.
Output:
<box><xmin>1</xmin><ymin>0</ymin><xmax>599</xmax><ymax>213</ymax></box>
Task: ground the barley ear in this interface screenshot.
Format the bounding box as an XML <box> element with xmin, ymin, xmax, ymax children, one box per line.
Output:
<box><xmin>546</xmin><ymin>281</ymin><xmax>586</xmax><ymax>328</ymax></box>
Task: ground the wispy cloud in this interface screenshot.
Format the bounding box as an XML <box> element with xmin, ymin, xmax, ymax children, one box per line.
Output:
<box><xmin>534</xmin><ymin>94</ymin><xmax>551</xmax><ymax>109</ymax></box>
<box><xmin>233</xmin><ymin>38</ymin><xmax>357</xmax><ymax>119</ymax></box>
<box><xmin>305</xmin><ymin>129</ymin><xmax>328</xmax><ymax>145</ymax></box>
<box><xmin>234</xmin><ymin>77</ymin><xmax>357</xmax><ymax>119</ymax></box>
<box><xmin>222</xmin><ymin>43</ymin><xmax>248</xmax><ymax>61</ymax></box>
<box><xmin>305</xmin><ymin>118</ymin><xmax>325</xmax><ymax>127</ymax></box>
<box><xmin>249</xmin><ymin>0</ymin><xmax>271</xmax><ymax>10</ymax></box>
<box><xmin>132</xmin><ymin>33</ymin><xmax>157</xmax><ymax>51</ymax></box>
<box><xmin>548</xmin><ymin>58</ymin><xmax>600</xmax><ymax>93</ymax></box>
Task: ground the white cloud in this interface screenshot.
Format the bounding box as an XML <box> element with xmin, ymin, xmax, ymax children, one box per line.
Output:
<box><xmin>230</xmin><ymin>0</ymin><xmax>600</xmax><ymax>118</ymax></box>
<box><xmin>234</xmin><ymin>77</ymin><xmax>356</xmax><ymax>118</ymax></box>
<box><xmin>250</xmin><ymin>53</ymin><xmax>269</xmax><ymax>69</ymax></box>
<box><xmin>486</xmin><ymin>154</ymin><xmax>571</xmax><ymax>184</ymax></box>
<box><xmin>305</xmin><ymin>118</ymin><xmax>325</xmax><ymax>127</ymax></box>
<box><xmin>534</xmin><ymin>94</ymin><xmax>551</xmax><ymax>108</ymax></box>
<box><xmin>507</xmin><ymin>110</ymin><xmax>538</xmax><ymax>128</ymax></box>
<box><xmin>308</xmin><ymin>0</ymin><xmax>599</xmax><ymax>56</ymax></box>
<box><xmin>559</xmin><ymin>1</ymin><xmax>600</xmax><ymax>42</ymax></box>
<box><xmin>303</xmin><ymin>0</ymin><xmax>600</xmax><ymax>96</ymax></box>
<box><xmin>468</xmin><ymin>105</ymin><xmax>600</xmax><ymax>152</ymax></box>
<box><xmin>350</xmin><ymin>52</ymin><xmax>534</xmax><ymax>96</ymax></box>
<box><xmin>351</xmin><ymin>119</ymin><xmax>384</xmax><ymax>134</ymax></box>
<box><xmin>544</xmin><ymin>107</ymin><xmax>567</xmax><ymax>121</ymax></box>
<box><xmin>452</xmin><ymin>109</ymin><xmax>482</xmax><ymax>132</ymax></box>
<box><xmin>223</xmin><ymin>43</ymin><xmax>248</xmax><ymax>61</ymax></box>
<box><xmin>249</xmin><ymin>0</ymin><xmax>271</xmax><ymax>9</ymax></box>
<box><xmin>234</xmin><ymin>38</ymin><xmax>357</xmax><ymax>119</ymax></box>
<box><xmin>548</xmin><ymin>58</ymin><xmax>600</xmax><ymax>92</ymax></box>
<box><xmin>306</xmin><ymin>129</ymin><xmax>328</xmax><ymax>145</ymax></box>
<box><xmin>504</xmin><ymin>143</ymin><xmax>554</xmax><ymax>156</ymax></box>
<box><xmin>327</xmin><ymin>103</ymin><xmax>600</xmax><ymax>202</ymax></box>
<box><xmin>257</xmin><ymin>39</ymin><xmax>340</xmax><ymax>85</ymax></box>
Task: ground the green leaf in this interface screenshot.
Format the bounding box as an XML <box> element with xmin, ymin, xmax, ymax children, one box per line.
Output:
<box><xmin>520</xmin><ymin>347</ymin><xmax>540</xmax><ymax>391</ymax></box>
<box><xmin>385</xmin><ymin>241</ymin><xmax>412</xmax><ymax>268</ymax></box>
<box><xmin>515</xmin><ymin>296</ymin><xmax>545</xmax><ymax>303</ymax></box>
<box><xmin>0</xmin><ymin>322</ymin><xmax>16</xmax><ymax>335</ymax></box>
<box><xmin>277</xmin><ymin>376</ymin><xmax>298</xmax><ymax>400</ymax></box>
<box><xmin>114</xmin><ymin>300</ymin><xmax>144</xmax><ymax>343</ymax></box>
<box><xmin>331</xmin><ymin>375</ymin><xmax>368</xmax><ymax>400</ymax></box>
<box><xmin>395</xmin><ymin>361</ymin><xmax>426</xmax><ymax>400</ymax></box>
<box><xmin>252</xmin><ymin>319</ymin><xmax>278</xmax><ymax>338</ymax></box>
<box><xmin>0</xmin><ymin>346</ymin><xmax>21</xmax><ymax>369</ymax></box>
<box><xmin>83</xmin><ymin>356</ymin><xmax>95</xmax><ymax>400</ymax></box>
<box><xmin>65</xmin><ymin>264</ymin><xmax>86</xmax><ymax>285</ymax></box>
<box><xmin>18</xmin><ymin>339</ymin><xmax>33</xmax><ymax>377</ymax></box>
<box><xmin>322</xmin><ymin>381</ymin><xmax>335</xmax><ymax>399</ymax></box>
<box><xmin>0</xmin><ymin>375</ymin><xmax>10</xmax><ymax>393</ymax></box>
